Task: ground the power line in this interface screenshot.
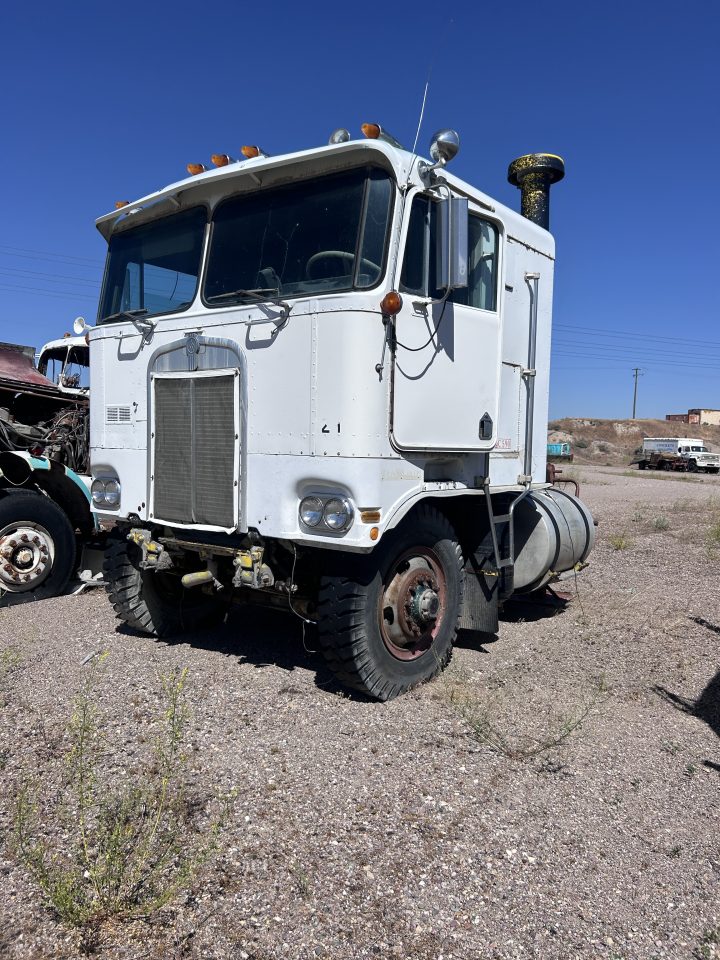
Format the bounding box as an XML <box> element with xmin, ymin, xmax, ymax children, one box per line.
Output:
<box><xmin>554</xmin><ymin>322</ymin><xmax>720</xmax><ymax>350</ymax></box>
<box><xmin>0</xmin><ymin>282</ymin><xmax>96</xmax><ymax>302</ymax></box>
<box><xmin>552</xmin><ymin>350</ymin><xmax>720</xmax><ymax>371</ymax></box>
<box><xmin>0</xmin><ymin>243</ymin><xmax>103</xmax><ymax>267</ymax></box>
<box><xmin>554</xmin><ymin>340</ymin><xmax>720</xmax><ymax>363</ymax></box>
<box><xmin>0</xmin><ymin>266</ymin><xmax>100</xmax><ymax>287</ymax></box>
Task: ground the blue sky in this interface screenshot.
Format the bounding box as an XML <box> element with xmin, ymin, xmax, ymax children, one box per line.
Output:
<box><xmin>1</xmin><ymin>0</ymin><xmax>718</xmax><ymax>419</ymax></box>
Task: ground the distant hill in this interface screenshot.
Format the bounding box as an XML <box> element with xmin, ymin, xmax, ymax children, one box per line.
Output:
<box><xmin>548</xmin><ymin>418</ymin><xmax>720</xmax><ymax>465</ymax></box>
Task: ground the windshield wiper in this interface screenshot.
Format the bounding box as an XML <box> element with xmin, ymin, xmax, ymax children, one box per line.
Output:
<box><xmin>102</xmin><ymin>308</ymin><xmax>156</xmax><ymax>340</ymax></box>
<box><xmin>206</xmin><ymin>287</ymin><xmax>292</xmax><ymax>330</ymax></box>
<box><xmin>206</xmin><ymin>288</ymin><xmax>280</xmax><ymax>303</ymax></box>
<box><xmin>102</xmin><ymin>308</ymin><xmax>149</xmax><ymax>323</ymax></box>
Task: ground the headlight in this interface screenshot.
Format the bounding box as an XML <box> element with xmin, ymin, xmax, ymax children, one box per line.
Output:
<box><xmin>323</xmin><ymin>497</ymin><xmax>353</xmax><ymax>531</ymax></box>
<box><xmin>91</xmin><ymin>479</ymin><xmax>107</xmax><ymax>505</ymax></box>
<box><xmin>91</xmin><ymin>477</ymin><xmax>121</xmax><ymax>509</ymax></box>
<box><xmin>104</xmin><ymin>479</ymin><xmax>121</xmax><ymax>506</ymax></box>
<box><xmin>299</xmin><ymin>496</ymin><xmax>324</xmax><ymax>527</ymax></box>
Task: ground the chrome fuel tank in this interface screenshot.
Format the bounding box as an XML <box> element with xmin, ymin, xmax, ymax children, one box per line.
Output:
<box><xmin>512</xmin><ymin>488</ymin><xmax>595</xmax><ymax>593</ymax></box>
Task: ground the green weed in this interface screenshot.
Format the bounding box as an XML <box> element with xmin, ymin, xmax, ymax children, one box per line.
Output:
<box><xmin>13</xmin><ymin>664</ymin><xmax>231</xmax><ymax>926</ymax></box>
<box><xmin>608</xmin><ymin>533</ymin><xmax>633</xmax><ymax>551</ymax></box>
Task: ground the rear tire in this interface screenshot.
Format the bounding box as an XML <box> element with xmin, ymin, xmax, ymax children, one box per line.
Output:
<box><xmin>0</xmin><ymin>491</ymin><xmax>76</xmax><ymax>600</ymax></box>
<box><xmin>104</xmin><ymin>534</ymin><xmax>223</xmax><ymax>637</ymax></box>
<box><xmin>688</xmin><ymin>460</ymin><xmax>698</xmax><ymax>473</ymax></box>
<box><xmin>316</xmin><ymin>506</ymin><xmax>463</xmax><ymax>701</ymax></box>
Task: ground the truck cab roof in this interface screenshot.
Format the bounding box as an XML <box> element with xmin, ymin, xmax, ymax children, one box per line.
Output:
<box><xmin>96</xmin><ymin>136</ymin><xmax>556</xmax><ymax>258</ymax></box>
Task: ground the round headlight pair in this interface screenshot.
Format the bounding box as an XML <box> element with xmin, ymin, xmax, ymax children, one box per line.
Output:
<box><xmin>299</xmin><ymin>495</ymin><xmax>353</xmax><ymax>532</ymax></box>
<box><xmin>91</xmin><ymin>477</ymin><xmax>121</xmax><ymax>508</ymax></box>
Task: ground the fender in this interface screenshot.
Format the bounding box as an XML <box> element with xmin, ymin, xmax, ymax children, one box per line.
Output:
<box><xmin>0</xmin><ymin>451</ymin><xmax>95</xmax><ymax>534</ymax></box>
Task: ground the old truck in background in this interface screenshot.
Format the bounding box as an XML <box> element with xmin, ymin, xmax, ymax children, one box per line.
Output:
<box><xmin>546</xmin><ymin>441</ymin><xmax>573</xmax><ymax>462</ymax></box>
<box><xmin>635</xmin><ymin>437</ymin><xmax>720</xmax><ymax>474</ymax></box>
<box><xmin>0</xmin><ymin>335</ymin><xmax>95</xmax><ymax>601</ymax></box>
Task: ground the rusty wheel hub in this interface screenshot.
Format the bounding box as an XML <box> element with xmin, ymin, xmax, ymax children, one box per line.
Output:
<box><xmin>0</xmin><ymin>522</ymin><xmax>54</xmax><ymax>592</ymax></box>
<box><xmin>380</xmin><ymin>549</ymin><xmax>447</xmax><ymax>661</ymax></box>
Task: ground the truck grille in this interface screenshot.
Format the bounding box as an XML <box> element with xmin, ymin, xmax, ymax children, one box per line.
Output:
<box><xmin>152</xmin><ymin>372</ymin><xmax>237</xmax><ymax>528</ymax></box>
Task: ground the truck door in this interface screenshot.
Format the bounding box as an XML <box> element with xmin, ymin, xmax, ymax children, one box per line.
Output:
<box><xmin>390</xmin><ymin>194</ymin><xmax>502</xmax><ymax>451</ymax></box>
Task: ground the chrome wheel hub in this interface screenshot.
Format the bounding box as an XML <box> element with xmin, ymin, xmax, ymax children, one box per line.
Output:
<box><xmin>0</xmin><ymin>522</ymin><xmax>54</xmax><ymax>592</ymax></box>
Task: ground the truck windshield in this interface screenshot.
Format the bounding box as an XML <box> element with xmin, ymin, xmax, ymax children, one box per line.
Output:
<box><xmin>98</xmin><ymin>207</ymin><xmax>207</xmax><ymax>324</ymax></box>
<box><xmin>204</xmin><ymin>167</ymin><xmax>392</xmax><ymax>304</ymax></box>
<box><xmin>692</xmin><ymin>446</ymin><xmax>708</xmax><ymax>452</ymax></box>
<box><xmin>38</xmin><ymin>344</ymin><xmax>90</xmax><ymax>390</ymax></box>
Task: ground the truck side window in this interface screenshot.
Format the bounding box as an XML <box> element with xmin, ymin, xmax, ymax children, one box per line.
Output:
<box><xmin>401</xmin><ymin>200</ymin><xmax>498</xmax><ymax>308</ymax></box>
<box><xmin>399</xmin><ymin>196</ymin><xmax>440</xmax><ymax>298</ymax></box>
<box><xmin>452</xmin><ymin>215</ymin><xmax>499</xmax><ymax>311</ymax></box>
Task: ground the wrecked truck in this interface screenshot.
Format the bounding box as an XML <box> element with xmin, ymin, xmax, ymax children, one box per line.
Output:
<box><xmin>0</xmin><ymin>337</ymin><xmax>95</xmax><ymax>600</ymax></box>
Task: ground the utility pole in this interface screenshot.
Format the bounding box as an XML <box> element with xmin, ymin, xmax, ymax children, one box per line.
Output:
<box><xmin>632</xmin><ymin>367</ymin><xmax>644</xmax><ymax>419</ymax></box>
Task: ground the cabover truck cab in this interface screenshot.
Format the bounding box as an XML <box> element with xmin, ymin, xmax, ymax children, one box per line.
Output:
<box><xmin>638</xmin><ymin>437</ymin><xmax>720</xmax><ymax>474</ymax></box>
<box><xmin>91</xmin><ymin>126</ymin><xmax>594</xmax><ymax>700</ymax></box>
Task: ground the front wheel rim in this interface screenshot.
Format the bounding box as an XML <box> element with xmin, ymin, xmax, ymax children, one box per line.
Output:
<box><xmin>379</xmin><ymin>546</ymin><xmax>447</xmax><ymax>661</ymax></box>
<box><xmin>0</xmin><ymin>521</ymin><xmax>55</xmax><ymax>592</ymax></box>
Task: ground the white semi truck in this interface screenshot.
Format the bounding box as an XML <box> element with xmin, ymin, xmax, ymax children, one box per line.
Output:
<box><xmin>637</xmin><ymin>437</ymin><xmax>720</xmax><ymax>474</ymax></box>
<box><xmin>89</xmin><ymin>125</ymin><xmax>595</xmax><ymax>699</ymax></box>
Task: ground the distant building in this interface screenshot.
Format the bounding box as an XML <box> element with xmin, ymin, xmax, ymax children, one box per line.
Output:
<box><xmin>666</xmin><ymin>409</ymin><xmax>720</xmax><ymax>425</ymax></box>
<box><xmin>689</xmin><ymin>409</ymin><xmax>720</xmax><ymax>425</ymax></box>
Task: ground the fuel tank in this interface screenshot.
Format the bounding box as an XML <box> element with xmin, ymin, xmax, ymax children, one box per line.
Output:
<box><xmin>512</xmin><ymin>488</ymin><xmax>594</xmax><ymax>593</ymax></box>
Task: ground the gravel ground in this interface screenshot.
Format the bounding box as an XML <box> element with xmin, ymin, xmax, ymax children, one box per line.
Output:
<box><xmin>0</xmin><ymin>465</ymin><xmax>719</xmax><ymax>960</ymax></box>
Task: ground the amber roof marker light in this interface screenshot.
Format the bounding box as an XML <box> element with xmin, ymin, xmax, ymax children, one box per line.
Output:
<box><xmin>240</xmin><ymin>145</ymin><xmax>268</xmax><ymax>159</ymax></box>
<box><xmin>211</xmin><ymin>153</ymin><xmax>233</xmax><ymax>167</ymax></box>
<box><xmin>115</xmin><ymin>201</ymin><xmax>130</xmax><ymax>209</ymax></box>
<box><xmin>187</xmin><ymin>162</ymin><xmax>207</xmax><ymax>175</ymax></box>
<box><xmin>361</xmin><ymin>123</ymin><xmax>404</xmax><ymax>149</ymax></box>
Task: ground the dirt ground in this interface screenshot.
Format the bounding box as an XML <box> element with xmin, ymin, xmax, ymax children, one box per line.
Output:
<box><xmin>0</xmin><ymin>465</ymin><xmax>718</xmax><ymax>960</ymax></box>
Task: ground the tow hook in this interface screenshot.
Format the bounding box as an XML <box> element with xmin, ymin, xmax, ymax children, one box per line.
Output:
<box><xmin>127</xmin><ymin>528</ymin><xmax>172</xmax><ymax>570</ymax></box>
<box><xmin>233</xmin><ymin>546</ymin><xmax>275</xmax><ymax>589</ymax></box>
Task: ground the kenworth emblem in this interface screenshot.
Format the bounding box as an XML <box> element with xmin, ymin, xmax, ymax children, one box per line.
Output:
<box><xmin>185</xmin><ymin>334</ymin><xmax>200</xmax><ymax>369</ymax></box>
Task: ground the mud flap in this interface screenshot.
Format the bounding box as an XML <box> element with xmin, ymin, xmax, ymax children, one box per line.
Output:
<box><xmin>459</xmin><ymin>552</ymin><xmax>499</xmax><ymax>634</ymax></box>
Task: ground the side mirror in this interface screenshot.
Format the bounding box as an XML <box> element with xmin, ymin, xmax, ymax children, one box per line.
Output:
<box><xmin>436</xmin><ymin>196</ymin><xmax>468</xmax><ymax>291</ymax></box>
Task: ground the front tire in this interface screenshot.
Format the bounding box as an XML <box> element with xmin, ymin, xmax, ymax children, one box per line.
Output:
<box><xmin>316</xmin><ymin>506</ymin><xmax>463</xmax><ymax>701</ymax></box>
<box><xmin>104</xmin><ymin>534</ymin><xmax>223</xmax><ymax>637</ymax></box>
<box><xmin>0</xmin><ymin>491</ymin><xmax>76</xmax><ymax>600</ymax></box>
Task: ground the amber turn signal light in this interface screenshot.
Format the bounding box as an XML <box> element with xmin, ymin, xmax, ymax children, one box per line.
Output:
<box><xmin>380</xmin><ymin>291</ymin><xmax>403</xmax><ymax>315</ymax></box>
<box><xmin>187</xmin><ymin>162</ymin><xmax>206</xmax><ymax>175</ymax></box>
<box><xmin>115</xmin><ymin>200</ymin><xmax>129</xmax><ymax>209</ymax></box>
<box><xmin>211</xmin><ymin>154</ymin><xmax>231</xmax><ymax>167</ymax></box>
<box><xmin>361</xmin><ymin>123</ymin><xmax>381</xmax><ymax>140</ymax></box>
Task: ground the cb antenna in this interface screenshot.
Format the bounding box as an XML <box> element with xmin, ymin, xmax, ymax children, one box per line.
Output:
<box><xmin>409</xmin><ymin>18</ymin><xmax>455</xmax><ymax>162</ymax></box>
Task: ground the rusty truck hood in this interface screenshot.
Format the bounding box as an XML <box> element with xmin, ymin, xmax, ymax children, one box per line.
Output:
<box><xmin>0</xmin><ymin>342</ymin><xmax>59</xmax><ymax>395</ymax></box>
